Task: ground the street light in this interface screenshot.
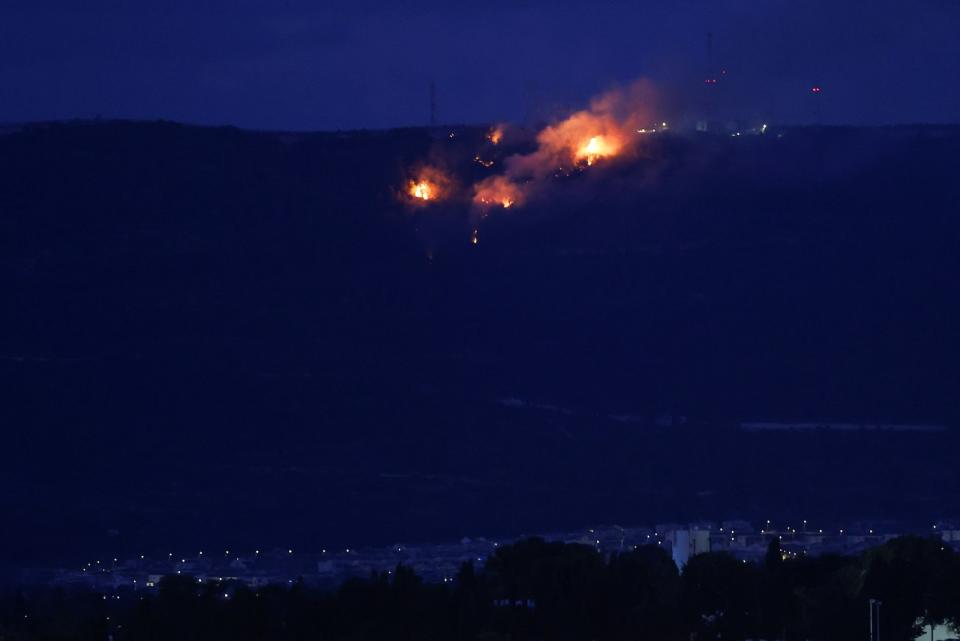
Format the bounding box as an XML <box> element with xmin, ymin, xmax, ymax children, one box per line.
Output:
<box><xmin>869</xmin><ymin>599</ymin><xmax>882</xmax><ymax>641</ymax></box>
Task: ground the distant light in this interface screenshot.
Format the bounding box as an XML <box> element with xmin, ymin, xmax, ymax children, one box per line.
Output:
<box><xmin>811</xmin><ymin>86</ymin><xmax>822</xmax><ymax>94</ymax></box>
<box><xmin>288</xmin><ymin>549</ymin><xmax>293</xmax><ymax>554</ymax></box>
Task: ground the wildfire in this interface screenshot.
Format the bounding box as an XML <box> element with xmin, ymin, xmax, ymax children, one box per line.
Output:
<box><xmin>473</xmin><ymin>175</ymin><xmax>522</xmax><ymax>210</ymax></box>
<box><xmin>409</xmin><ymin>180</ymin><xmax>437</xmax><ymax>201</ymax></box>
<box><xmin>405</xmin><ymin>166</ymin><xmax>451</xmax><ymax>204</ymax></box>
<box><xmin>575</xmin><ymin>135</ymin><xmax>620</xmax><ymax>166</ymax></box>
<box><xmin>487</xmin><ymin>126</ymin><xmax>504</xmax><ymax>145</ymax></box>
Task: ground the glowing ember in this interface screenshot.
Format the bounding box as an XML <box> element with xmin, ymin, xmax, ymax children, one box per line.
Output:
<box><xmin>473</xmin><ymin>175</ymin><xmax>523</xmax><ymax>210</ymax></box>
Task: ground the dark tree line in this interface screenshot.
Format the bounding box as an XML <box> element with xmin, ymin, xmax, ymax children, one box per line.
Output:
<box><xmin>2</xmin><ymin>536</ymin><xmax>959</xmax><ymax>641</ymax></box>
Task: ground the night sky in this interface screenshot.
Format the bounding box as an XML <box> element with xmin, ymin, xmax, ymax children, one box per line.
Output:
<box><xmin>2</xmin><ymin>0</ymin><xmax>958</xmax><ymax>130</ymax></box>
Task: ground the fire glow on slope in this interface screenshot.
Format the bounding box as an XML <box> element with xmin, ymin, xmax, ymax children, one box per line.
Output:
<box><xmin>472</xmin><ymin>80</ymin><xmax>655</xmax><ymax>211</ymax></box>
<box><xmin>405</xmin><ymin>167</ymin><xmax>451</xmax><ymax>205</ymax></box>
<box><xmin>474</xmin><ymin>175</ymin><xmax>522</xmax><ymax>210</ymax></box>
<box><xmin>575</xmin><ymin>135</ymin><xmax>620</xmax><ymax>166</ymax></box>
<box><xmin>409</xmin><ymin>180</ymin><xmax>436</xmax><ymax>201</ymax></box>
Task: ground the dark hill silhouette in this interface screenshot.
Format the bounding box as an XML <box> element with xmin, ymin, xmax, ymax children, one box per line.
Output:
<box><xmin>2</xmin><ymin>121</ymin><xmax>959</xmax><ymax>575</ymax></box>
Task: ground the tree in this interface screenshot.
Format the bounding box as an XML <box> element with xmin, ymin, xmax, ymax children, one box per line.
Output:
<box><xmin>681</xmin><ymin>552</ymin><xmax>758</xmax><ymax>641</ymax></box>
<box><xmin>862</xmin><ymin>536</ymin><xmax>960</xmax><ymax>641</ymax></box>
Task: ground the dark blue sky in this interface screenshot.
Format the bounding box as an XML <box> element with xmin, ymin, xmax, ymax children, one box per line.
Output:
<box><xmin>2</xmin><ymin>0</ymin><xmax>958</xmax><ymax>130</ymax></box>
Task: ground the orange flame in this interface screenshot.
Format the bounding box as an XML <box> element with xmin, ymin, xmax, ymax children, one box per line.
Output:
<box><xmin>535</xmin><ymin>111</ymin><xmax>629</xmax><ymax>169</ymax></box>
<box><xmin>473</xmin><ymin>175</ymin><xmax>523</xmax><ymax>210</ymax></box>
<box><xmin>408</xmin><ymin>180</ymin><xmax>437</xmax><ymax>201</ymax></box>
<box><xmin>467</xmin><ymin>81</ymin><xmax>657</xmax><ymax>210</ymax></box>
<box><xmin>405</xmin><ymin>166</ymin><xmax>451</xmax><ymax>204</ymax></box>
<box><xmin>487</xmin><ymin>125</ymin><xmax>504</xmax><ymax>145</ymax></box>
<box><xmin>575</xmin><ymin>135</ymin><xmax>621</xmax><ymax>166</ymax></box>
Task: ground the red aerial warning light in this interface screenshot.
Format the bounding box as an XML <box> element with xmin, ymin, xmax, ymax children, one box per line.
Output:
<box><xmin>811</xmin><ymin>86</ymin><xmax>822</xmax><ymax>94</ymax></box>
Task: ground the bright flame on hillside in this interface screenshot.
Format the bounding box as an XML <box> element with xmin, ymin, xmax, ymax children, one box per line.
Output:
<box><xmin>473</xmin><ymin>175</ymin><xmax>523</xmax><ymax>210</ymax></box>
<box><xmin>404</xmin><ymin>166</ymin><xmax>451</xmax><ymax>205</ymax></box>
<box><xmin>575</xmin><ymin>135</ymin><xmax>620</xmax><ymax>166</ymax></box>
<box><xmin>469</xmin><ymin>81</ymin><xmax>655</xmax><ymax>211</ymax></box>
<box><xmin>487</xmin><ymin>126</ymin><xmax>504</xmax><ymax>145</ymax></box>
<box><xmin>409</xmin><ymin>180</ymin><xmax>436</xmax><ymax>201</ymax></box>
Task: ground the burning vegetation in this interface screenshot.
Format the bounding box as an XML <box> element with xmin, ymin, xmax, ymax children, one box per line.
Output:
<box><xmin>409</xmin><ymin>180</ymin><xmax>437</xmax><ymax>201</ymax></box>
<box><xmin>575</xmin><ymin>135</ymin><xmax>619</xmax><ymax>166</ymax></box>
<box><xmin>472</xmin><ymin>81</ymin><xmax>656</xmax><ymax>211</ymax></box>
<box><xmin>405</xmin><ymin>81</ymin><xmax>657</xmax><ymax>215</ymax></box>
<box><xmin>473</xmin><ymin>175</ymin><xmax>522</xmax><ymax>210</ymax></box>
<box><xmin>405</xmin><ymin>166</ymin><xmax>451</xmax><ymax>205</ymax></box>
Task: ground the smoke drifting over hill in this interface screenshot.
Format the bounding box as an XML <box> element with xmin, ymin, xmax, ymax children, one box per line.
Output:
<box><xmin>473</xmin><ymin>80</ymin><xmax>660</xmax><ymax>211</ymax></box>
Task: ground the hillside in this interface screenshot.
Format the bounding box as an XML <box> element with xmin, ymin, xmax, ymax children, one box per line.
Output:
<box><xmin>2</xmin><ymin>121</ymin><xmax>959</xmax><ymax>574</ymax></box>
